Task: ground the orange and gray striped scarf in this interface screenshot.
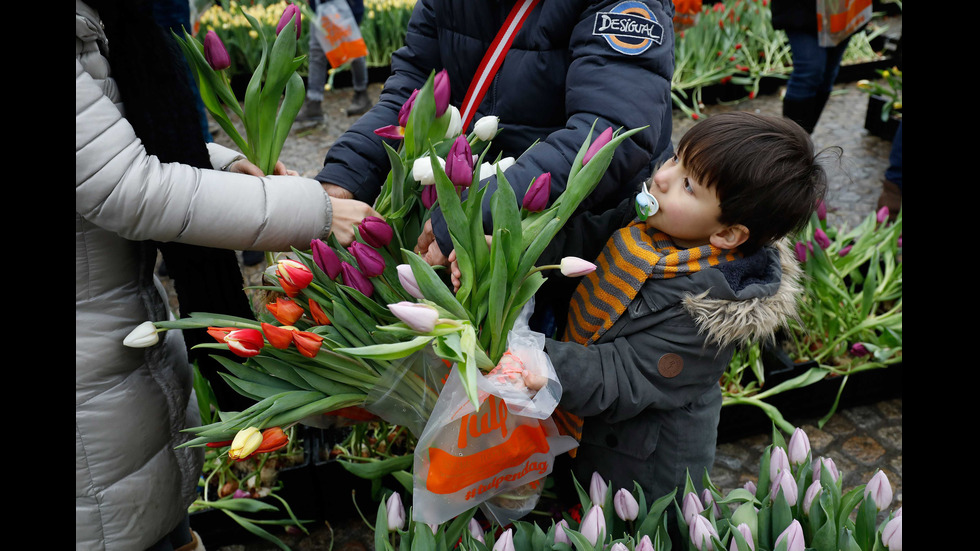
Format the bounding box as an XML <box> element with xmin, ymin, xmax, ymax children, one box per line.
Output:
<box><xmin>552</xmin><ymin>219</ymin><xmax>741</xmax><ymax>448</ymax></box>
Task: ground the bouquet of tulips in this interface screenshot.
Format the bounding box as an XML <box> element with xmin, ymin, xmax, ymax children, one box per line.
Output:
<box><xmin>174</xmin><ymin>3</ymin><xmax>307</xmax><ymax>176</ymax></box>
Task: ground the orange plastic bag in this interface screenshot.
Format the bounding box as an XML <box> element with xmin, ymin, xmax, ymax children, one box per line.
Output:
<box><xmin>816</xmin><ymin>0</ymin><xmax>872</xmax><ymax>47</ymax></box>
<box><xmin>312</xmin><ymin>0</ymin><xmax>369</xmax><ymax>68</ymax></box>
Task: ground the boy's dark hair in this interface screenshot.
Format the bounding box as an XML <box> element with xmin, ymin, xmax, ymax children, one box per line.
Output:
<box><xmin>676</xmin><ymin>112</ymin><xmax>829</xmax><ymax>254</ymax></box>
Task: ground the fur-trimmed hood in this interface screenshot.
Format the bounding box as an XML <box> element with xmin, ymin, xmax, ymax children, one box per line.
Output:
<box><xmin>682</xmin><ymin>239</ymin><xmax>803</xmax><ymax>350</ymax></box>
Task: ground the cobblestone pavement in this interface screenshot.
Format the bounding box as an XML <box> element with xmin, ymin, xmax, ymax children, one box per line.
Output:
<box><xmin>186</xmin><ymin>46</ymin><xmax>901</xmax><ymax>550</ymax></box>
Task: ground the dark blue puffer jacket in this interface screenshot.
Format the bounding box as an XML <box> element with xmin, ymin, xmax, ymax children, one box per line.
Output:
<box><xmin>315</xmin><ymin>0</ymin><xmax>675</xmax><ymax>255</ymax></box>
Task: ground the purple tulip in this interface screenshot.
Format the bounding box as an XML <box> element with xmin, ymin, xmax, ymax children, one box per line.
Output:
<box><xmin>588</xmin><ymin>472</ymin><xmax>608</xmax><ymax>506</ymax></box>
<box><xmin>850</xmin><ymin>342</ymin><xmax>870</xmax><ymax>357</ymax></box>
<box><xmin>492</xmin><ymin>528</ymin><xmax>515</xmax><ymax>551</ymax></box>
<box><xmin>276</xmin><ymin>3</ymin><xmax>301</xmax><ymax>38</ymax></box>
<box><xmin>583</xmin><ymin>127</ymin><xmax>613</xmax><ymax>165</ymax></box>
<box><xmin>398</xmin><ymin>89</ymin><xmax>419</xmax><ymax>127</ymax></box>
<box><xmin>349</xmin><ymin>241</ymin><xmax>385</xmax><ymax>278</ymax></box>
<box><xmin>682</xmin><ymin>491</ymin><xmax>704</xmax><ymax>524</ymax></box>
<box><xmin>468</xmin><ymin>518</ymin><xmax>484</xmax><ymax>544</ymax></box>
<box><xmin>882</xmin><ymin>514</ymin><xmax>902</xmax><ymax>550</ymax></box>
<box><xmin>816</xmin><ymin>200</ymin><xmax>827</xmax><ymax>221</ymax></box>
<box><xmin>553</xmin><ymin>519</ymin><xmax>571</xmax><ymax>545</ymax></box>
<box><xmin>396</xmin><ymin>264</ymin><xmax>425</xmax><ymax>300</ymax></box>
<box><xmin>446</xmin><ymin>135</ymin><xmax>474</xmax><ymax>189</ymax></box>
<box><xmin>802</xmin><ymin>481</ymin><xmax>822</xmax><ymax>514</ymax></box>
<box><xmin>794</xmin><ymin>241</ymin><xmax>807</xmax><ymax>263</ymax></box>
<box><xmin>838</xmin><ymin>244</ymin><xmax>853</xmax><ymax>257</ymax></box>
<box><xmin>774</xmin><ymin>520</ymin><xmax>805</xmax><ymax>551</ymax></box>
<box><xmin>614</xmin><ymin>488</ymin><xmax>639</xmax><ymax>521</ymax></box>
<box><xmin>897</xmin><ymin>235</ymin><xmax>902</xmax><ymax>248</ymax></box>
<box><xmin>806</xmin><ymin>241</ymin><xmax>814</xmax><ymax>254</ymax></box>
<box><xmin>877</xmin><ymin>206</ymin><xmax>890</xmax><ymax>224</ymax></box>
<box><xmin>522</xmin><ymin>172</ymin><xmax>551</xmax><ymax>211</ymax></box>
<box><xmin>385</xmin><ymin>493</ymin><xmax>405</xmax><ymax>531</ymax></box>
<box><xmin>203</xmin><ymin>30</ymin><xmax>231</xmax><ymax>71</ymax></box>
<box><xmin>814</xmin><ymin>228</ymin><xmax>831</xmax><ymax>249</ymax></box>
<box><xmin>340</xmin><ymin>262</ymin><xmax>373</xmax><ymax>297</ymax></box>
<box><xmin>769</xmin><ymin>446</ymin><xmax>790</xmax><ymax>481</ymax></box>
<box><xmin>579</xmin><ymin>505</ymin><xmax>605</xmax><ymax>545</ymax></box>
<box><xmin>232</xmin><ymin>489</ymin><xmax>251</xmax><ymax>499</ymax></box>
<box><xmin>433</xmin><ymin>69</ymin><xmax>450</xmax><ymax>117</ymax></box>
<box><xmin>770</xmin><ymin>469</ymin><xmax>798</xmax><ymax>506</ymax></box>
<box><xmin>636</xmin><ymin>535</ymin><xmax>654</xmax><ymax>551</ymax></box>
<box><xmin>814</xmin><ymin>457</ymin><xmax>840</xmax><ymax>484</ymax></box>
<box><xmin>865</xmin><ymin>470</ymin><xmax>893</xmax><ymax>511</ymax></box>
<box><xmin>421</xmin><ymin>184</ymin><xmax>438</xmax><ymax>209</ymax></box>
<box><xmin>359</xmin><ymin>216</ymin><xmax>393</xmax><ymax>248</ymax></box>
<box><xmin>374</xmin><ymin>125</ymin><xmax>405</xmax><ymax>140</ymax></box>
<box><xmin>787</xmin><ymin>427</ymin><xmax>810</xmax><ymax>466</ymax></box>
<box><xmin>389</xmin><ymin>301</ymin><xmax>439</xmax><ymax>333</ymax></box>
<box><xmin>730</xmin><ymin>523</ymin><xmax>755</xmax><ymax>551</ymax></box>
<box><xmin>689</xmin><ymin>515</ymin><xmax>718</xmax><ymax>551</ymax></box>
<box><xmin>311</xmin><ymin>239</ymin><xmax>341</xmax><ymax>279</ymax></box>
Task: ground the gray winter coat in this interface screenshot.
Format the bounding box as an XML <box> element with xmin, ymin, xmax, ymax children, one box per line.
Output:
<box><xmin>75</xmin><ymin>2</ymin><xmax>333</xmax><ymax>548</ymax></box>
<box><xmin>540</xmin><ymin>199</ymin><xmax>802</xmax><ymax>503</ymax></box>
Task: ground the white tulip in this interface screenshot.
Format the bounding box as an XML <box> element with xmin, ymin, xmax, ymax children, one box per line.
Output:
<box><xmin>123</xmin><ymin>321</ymin><xmax>160</xmax><ymax>348</ymax></box>
<box><xmin>473</xmin><ymin>115</ymin><xmax>499</xmax><ymax>141</ymax></box>
<box><xmin>412</xmin><ymin>156</ymin><xmax>444</xmax><ymax>186</ymax></box>
<box><xmin>444</xmin><ymin>105</ymin><xmax>462</xmax><ymax>138</ymax></box>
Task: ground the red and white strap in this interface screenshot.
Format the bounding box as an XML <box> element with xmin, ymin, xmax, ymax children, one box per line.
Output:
<box><xmin>459</xmin><ymin>0</ymin><xmax>541</xmax><ymax>131</ymax></box>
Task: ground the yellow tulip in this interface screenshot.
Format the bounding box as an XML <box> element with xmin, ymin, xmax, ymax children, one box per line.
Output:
<box><xmin>228</xmin><ymin>426</ymin><xmax>263</xmax><ymax>460</ymax></box>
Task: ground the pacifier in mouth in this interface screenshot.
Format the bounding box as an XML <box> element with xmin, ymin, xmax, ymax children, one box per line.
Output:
<box><xmin>635</xmin><ymin>187</ymin><xmax>660</xmax><ymax>220</ymax></box>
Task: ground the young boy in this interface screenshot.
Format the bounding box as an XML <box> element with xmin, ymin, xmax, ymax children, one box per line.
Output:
<box><xmin>517</xmin><ymin>111</ymin><xmax>829</xmax><ymax>505</ymax></box>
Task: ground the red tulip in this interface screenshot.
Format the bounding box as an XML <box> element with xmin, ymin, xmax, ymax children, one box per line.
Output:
<box><xmin>255</xmin><ymin>427</ymin><xmax>289</xmax><ymax>454</ymax></box>
<box><xmin>349</xmin><ymin>241</ymin><xmax>386</xmax><ymax>278</ymax></box>
<box><xmin>308</xmin><ymin>299</ymin><xmax>331</xmax><ymax>325</ymax></box>
<box><xmin>311</xmin><ymin>239</ymin><xmax>342</xmax><ymax>279</ymax></box>
<box><xmin>276</xmin><ymin>3</ymin><xmax>301</xmax><ymax>38</ymax></box>
<box><xmin>207</xmin><ymin>327</ymin><xmax>264</xmax><ymax>358</ymax></box>
<box><xmin>266</xmin><ymin>297</ymin><xmax>304</xmax><ymax>325</ymax></box>
<box><xmin>261</xmin><ymin>322</ymin><xmax>294</xmax><ymax>349</ymax></box>
<box><xmin>446</xmin><ymin>135</ymin><xmax>474</xmax><ymax>189</ymax></box>
<box><xmin>398</xmin><ymin>89</ymin><xmax>419</xmax><ymax>127</ymax></box>
<box><xmin>291</xmin><ymin>330</ymin><xmax>323</xmax><ymax>358</ymax></box>
<box><xmin>522</xmin><ymin>172</ymin><xmax>550</xmax><ymax>212</ymax></box>
<box><xmin>276</xmin><ymin>259</ymin><xmax>313</xmax><ymax>297</ymax></box>
<box><xmin>359</xmin><ymin>216</ymin><xmax>394</xmax><ymax>248</ymax></box>
<box><xmin>341</xmin><ymin>262</ymin><xmax>374</xmax><ymax>297</ymax></box>
<box><xmin>583</xmin><ymin>128</ymin><xmax>613</xmax><ymax>166</ymax></box>
<box><xmin>433</xmin><ymin>69</ymin><xmax>450</xmax><ymax>116</ymax></box>
<box><xmin>203</xmin><ymin>30</ymin><xmax>230</xmax><ymax>71</ymax></box>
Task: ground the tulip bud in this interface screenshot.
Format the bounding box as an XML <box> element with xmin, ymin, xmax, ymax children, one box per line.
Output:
<box><xmin>579</xmin><ymin>505</ymin><xmax>605</xmax><ymax>545</ymax></box>
<box><xmin>877</xmin><ymin>206</ymin><xmax>890</xmax><ymax>224</ymax></box>
<box><xmin>388</xmin><ymin>301</ymin><xmax>439</xmax><ymax>333</ymax></box>
<box><xmin>396</xmin><ymin>264</ymin><xmax>425</xmax><ymax>300</ymax></box>
<box><xmin>398</xmin><ymin>89</ymin><xmax>419</xmax><ymax>127</ymax></box>
<box><xmin>803</xmin><ymin>481</ymin><xmax>822</xmax><ymax>514</ymax></box>
<box><xmin>794</xmin><ymin>241</ymin><xmax>807</xmax><ymax>263</ymax></box>
<box><xmin>742</xmin><ymin>480</ymin><xmax>757</xmax><ymax>495</ymax></box>
<box><xmin>865</xmin><ymin>470</ymin><xmax>893</xmax><ymax>511</ymax></box>
<box><xmin>610</xmin><ymin>544</ymin><xmax>628</xmax><ymax>551</ymax></box>
<box><xmin>446</xmin><ymin>135</ymin><xmax>474</xmax><ymax>189</ymax></box>
<box><xmin>882</xmin><ymin>513</ymin><xmax>902</xmax><ymax>550</ymax></box>
<box><xmin>203</xmin><ymin>30</ymin><xmax>231</xmax><ymax>71</ymax></box>
<box><xmin>292</xmin><ymin>330</ymin><xmax>323</xmax><ymax>358</ymax></box>
<box><xmin>838</xmin><ymin>244</ymin><xmax>853</xmax><ymax>257</ymax></box>
<box><xmin>689</xmin><ymin>515</ymin><xmax>718</xmax><ymax>551</ymax></box>
<box><xmin>773</xmin><ymin>519</ymin><xmax>805</xmax><ymax>551</ymax></box>
<box><xmin>636</xmin><ymin>535</ymin><xmax>655</xmax><ymax>551</ymax></box>
<box><xmin>358</xmin><ymin>216</ymin><xmax>393</xmax><ymax>249</ymax></box>
<box><xmin>261</xmin><ymin>322</ymin><xmax>294</xmax><ymax>349</ymax></box>
<box><xmin>374</xmin><ymin>125</ymin><xmax>405</xmax><ymax>140</ymax></box>
<box><xmin>276</xmin><ymin>3</ymin><xmax>301</xmax><ymax>38</ymax></box>
<box><xmin>385</xmin><ymin>493</ymin><xmax>405</xmax><ymax>531</ymax></box>
<box><xmin>255</xmin><ymin>427</ymin><xmax>289</xmax><ymax>454</ymax></box>
<box><xmin>232</xmin><ymin>489</ymin><xmax>251</xmax><ymax>499</ymax></box>
<box><xmin>769</xmin><ymin>446</ymin><xmax>790</xmax><ymax>481</ymax></box>
<box><xmin>228</xmin><ymin>427</ymin><xmax>263</xmax><ymax>460</ymax></box>
<box><xmin>468</xmin><ymin>518</ymin><xmax>484</xmax><ymax>544</ymax></box>
<box><xmin>492</xmin><ymin>528</ymin><xmax>515</xmax><ymax>551</ymax></box>
<box><xmin>560</xmin><ymin>256</ymin><xmax>597</xmax><ymax>277</ymax></box>
<box><xmin>770</xmin><ymin>469</ymin><xmax>798</xmax><ymax>506</ymax></box>
<box><xmin>729</xmin><ymin>503</ymin><xmax>758</xmax><ymax>543</ymax></box>
<box><xmin>813</xmin><ymin>228</ymin><xmax>831</xmax><ymax>249</ymax></box>
<box><xmin>522</xmin><ymin>172</ymin><xmax>551</xmax><ymax>211</ymax></box>
<box><xmin>421</xmin><ymin>184</ymin><xmax>438</xmax><ymax>209</ymax></box>
<box><xmin>850</xmin><ymin>342</ymin><xmax>870</xmax><ymax>357</ymax></box>
<box><xmin>701</xmin><ymin>488</ymin><xmax>722</xmax><ymax>519</ymax></box>
<box><xmin>583</xmin><ymin>127</ymin><xmax>613</xmax><ymax>165</ymax></box>
<box><xmin>311</xmin><ymin>239</ymin><xmax>342</xmax><ymax>279</ymax></box>
<box><xmin>349</xmin><ymin>241</ymin><xmax>386</xmax><ymax>278</ymax></box>
<box><xmin>496</xmin><ymin>157</ymin><xmax>516</xmax><ymax>172</ymax></box>
<box><xmin>341</xmin><ymin>262</ymin><xmax>374</xmax><ymax>297</ymax></box>
<box><xmin>412</xmin><ymin>155</ymin><xmax>444</xmax><ymax>186</ymax></box>
<box><xmin>266</xmin><ymin>297</ymin><xmax>304</xmax><ymax>326</ymax></box>
<box><xmin>433</xmin><ymin>69</ymin><xmax>450</xmax><ymax>116</ymax></box>
<box><xmin>444</xmin><ymin>105</ymin><xmax>462</xmax><ymax>138</ymax></box>
<box><xmin>787</xmin><ymin>427</ymin><xmax>810</xmax><ymax>466</ymax></box>
<box><xmin>553</xmin><ymin>519</ymin><xmax>571</xmax><ymax>545</ymax></box>
<box><xmin>276</xmin><ymin>259</ymin><xmax>314</xmax><ymax>297</ymax></box>
<box><xmin>613</xmin><ymin>488</ymin><xmax>639</xmax><ymax>521</ymax></box>
<box><xmin>682</xmin><ymin>492</ymin><xmax>704</xmax><ymax>524</ymax></box>
<box><xmin>814</xmin><ymin>456</ymin><xmax>840</xmax><ymax>484</ymax></box>
<box><xmin>427</xmin><ymin>524</ymin><xmax>439</xmax><ymax>535</ymax></box>
<box><xmin>207</xmin><ymin>327</ymin><xmax>265</xmax><ymax>358</ymax></box>
<box><xmin>730</xmin><ymin>523</ymin><xmax>755</xmax><ymax>551</ymax></box>
<box><xmin>816</xmin><ymin>199</ymin><xmax>827</xmax><ymax>221</ymax></box>
<box><xmin>123</xmin><ymin>321</ymin><xmax>160</xmax><ymax>348</ymax></box>
<box><xmin>588</xmin><ymin>472</ymin><xmax>608</xmax><ymax>506</ymax></box>
<box><xmin>308</xmin><ymin>298</ymin><xmax>331</xmax><ymax>325</ymax></box>
<box><xmin>474</xmin><ymin>115</ymin><xmax>499</xmax><ymax>141</ymax></box>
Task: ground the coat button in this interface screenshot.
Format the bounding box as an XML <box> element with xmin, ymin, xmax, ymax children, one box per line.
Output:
<box><xmin>658</xmin><ymin>353</ymin><xmax>683</xmax><ymax>378</ymax></box>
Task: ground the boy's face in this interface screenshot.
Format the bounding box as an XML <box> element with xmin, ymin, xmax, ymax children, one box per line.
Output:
<box><xmin>645</xmin><ymin>153</ymin><xmax>735</xmax><ymax>249</ymax></box>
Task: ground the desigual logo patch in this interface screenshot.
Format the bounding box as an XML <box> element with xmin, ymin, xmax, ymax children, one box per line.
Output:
<box><xmin>593</xmin><ymin>1</ymin><xmax>664</xmax><ymax>56</ymax></box>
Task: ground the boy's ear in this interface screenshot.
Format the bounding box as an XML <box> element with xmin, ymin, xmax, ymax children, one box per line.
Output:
<box><xmin>710</xmin><ymin>224</ymin><xmax>749</xmax><ymax>250</ymax></box>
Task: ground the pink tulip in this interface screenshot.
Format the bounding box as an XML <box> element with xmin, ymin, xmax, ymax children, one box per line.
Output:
<box><xmin>468</xmin><ymin>518</ymin><xmax>484</xmax><ymax>544</ymax></box>
<box><xmin>742</xmin><ymin>480</ymin><xmax>757</xmax><ymax>495</ymax></box>
<box><xmin>682</xmin><ymin>491</ymin><xmax>704</xmax><ymax>524</ymax></box>
<box><xmin>769</xmin><ymin>446</ymin><xmax>790</xmax><ymax>481</ymax></box>
<box><xmin>865</xmin><ymin>470</ymin><xmax>893</xmax><ymax>511</ymax></box>
<box><xmin>614</xmin><ymin>488</ymin><xmax>639</xmax><ymax>521</ymax></box>
<box><xmin>349</xmin><ymin>241</ymin><xmax>385</xmax><ymax>278</ymax></box>
<box><xmin>522</xmin><ymin>172</ymin><xmax>551</xmax><ymax>211</ymax></box>
<box><xmin>588</xmin><ymin>472</ymin><xmax>608</xmax><ymax>505</ymax></box>
<box><xmin>398</xmin><ymin>89</ymin><xmax>419</xmax><ymax>127</ymax></box>
<box><xmin>701</xmin><ymin>488</ymin><xmax>722</xmax><ymax>518</ymax></box>
<box><xmin>276</xmin><ymin>3</ymin><xmax>301</xmax><ymax>38</ymax></box>
<box><xmin>814</xmin><ymin>457</ymin><xmax>840</xmax><ymax>484</ymax></box>
<box><xmin>579</xmin><ymin>505</ymin><xmax>605</xmax><ymax>545</ymax></box>
<box><xmin>396</xmin><ymin>264</ymin><xmax>425</xmax><ymax>300</ymax></box>
<box><xmin>636</xmin><ymin>535</ymin><xmax>654</xmax><ymax>551</ymax></box>
<box><xmin>358</xmin><ymin>216</ymin><xmax>394</xmax><ymax>248</ymax></box>
<box><xmin>340</xmin><ymin>261</ymin><xmax>373</xmax><ymax>297</ymax></box>
<box><xmin>882</xmin><ymin>513</ymin><xmax>902</xmax><ymax>550</ymax></box>
<box><xmin>433</xmin><ymin>69</ymin><xmax>450</xmax><ymax>116</ymax></box>
<box><xmin>446</xmin><ymin>135</ymin><xmax>474</xmax><ymax>189</ymax></box>
<box><xmin>877</xmin><ymin>206</ymin><xmax>890</xmax><ymax>224</ymax></box>
<box><xmin>814</xmin><ymin>228</ymin><xmax>831</xmax><ymax>249</ymax></box>
<box><xmin>787</xmin><ymin>427</ymin><xmax>810</xmax><ymax>466</ymax></box>
<box><xmin>311</xmin><ymin>239</ymin><xmax>341</xmax><ymax>279</ymax></box>
<box><xmin>689</xmin><ymin>515</ymin><xmax>718</xmax><ymax>551</ymax></box>
<box><xmin>560</xmin><ymin>257</ymin><xmax>597</xmax><ymax>277</ymax></box>
<box><xmin>770</xmin><ymin>469</ymin><xmax>798</xmax><ymax>506</ymax></box>
<box><xmin>203</xmin><ymin>31</ymin><xmax>230</xmax><ymax>71</ymax></box>
<box><xmin>492</xmin><ymin>529</ymin><xmax>515</xmax><ymax>551</ymax></box>
<box><xmin>583</xmin><ymin>127</ymin><xmax>613</xmax><ymax>165</ymax></box>
<box><xmin>774</xmin><ymin>520</ymin><xmax>805</xmax><ymax>551</ymax></box>
<box><xmin>388</xmin><ymin>301</ymin><xmax>439</xmax><ymax>333</ymax></box>
<box><xmin>803</xmin><ymin>481</ymin><xmax>822</xmax><ymax>514</ymax></box>
<box><xmin>610</xmin><ymin>544</ymin><xmax>628</xmax><ymax>551</ymax></box>
<box><xmin>730</xmin><ymin>523</ymin><xmax>755</xmax><ymax>551</ymax></box>
<box><xmin>385</xmin><ymin>493</ymin><xmax>405</xmax><ymax>531</ymax></box>
<box><xmin>553</xmin><ymin>519</ymin><xmax>571</xmax><ymax>545</ymax></box>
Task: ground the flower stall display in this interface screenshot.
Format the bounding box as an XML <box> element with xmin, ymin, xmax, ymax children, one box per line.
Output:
<box><xmin>175</xmin><ymin>3</ymin><xmax>307</xmax><ymax>176</ymax></box>
<box><xmin>858</xmin><ymin>66</ymin><xmax>903</xmax><ymax>140</ymax></box>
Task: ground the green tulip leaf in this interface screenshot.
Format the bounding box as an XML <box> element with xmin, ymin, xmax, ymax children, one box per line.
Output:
<box><xmin>335</xmin><ymin>335</ymin><xmax>435</xmax><ymax>360</ymax></box>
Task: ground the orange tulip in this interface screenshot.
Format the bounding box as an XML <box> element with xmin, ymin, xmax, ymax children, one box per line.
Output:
<box><xmin>206</xmin><ymin>327</ymin><xmax>264</xmax><ymax>357</ymax></box>
<box><xmin>292</xmin><ymin>330</ymin><xmax>323</xmax><ymax>358</ymax></box>
<box><xmin>275</xmin><ymin>259</ymin><xmax>313</xmax><ymax>297</ymax></box>
<box><xmin>254</xmin><ymin>427</ymin><xmax>289</xmax><ymax>455</ymax></box>
<box><xmin>308</xmin><ymin>299</ymin><xmax>331</xmax><ymax>325</ymax></box>
<box><xmin>266</xmin><ymin>297</ymin><xmax>304</xmax><ymax>325</ymax></box>
<box><xmin>261</xmin><ymin>322</ymin><xmax>295</xmax><ymax>349</ymax></box>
